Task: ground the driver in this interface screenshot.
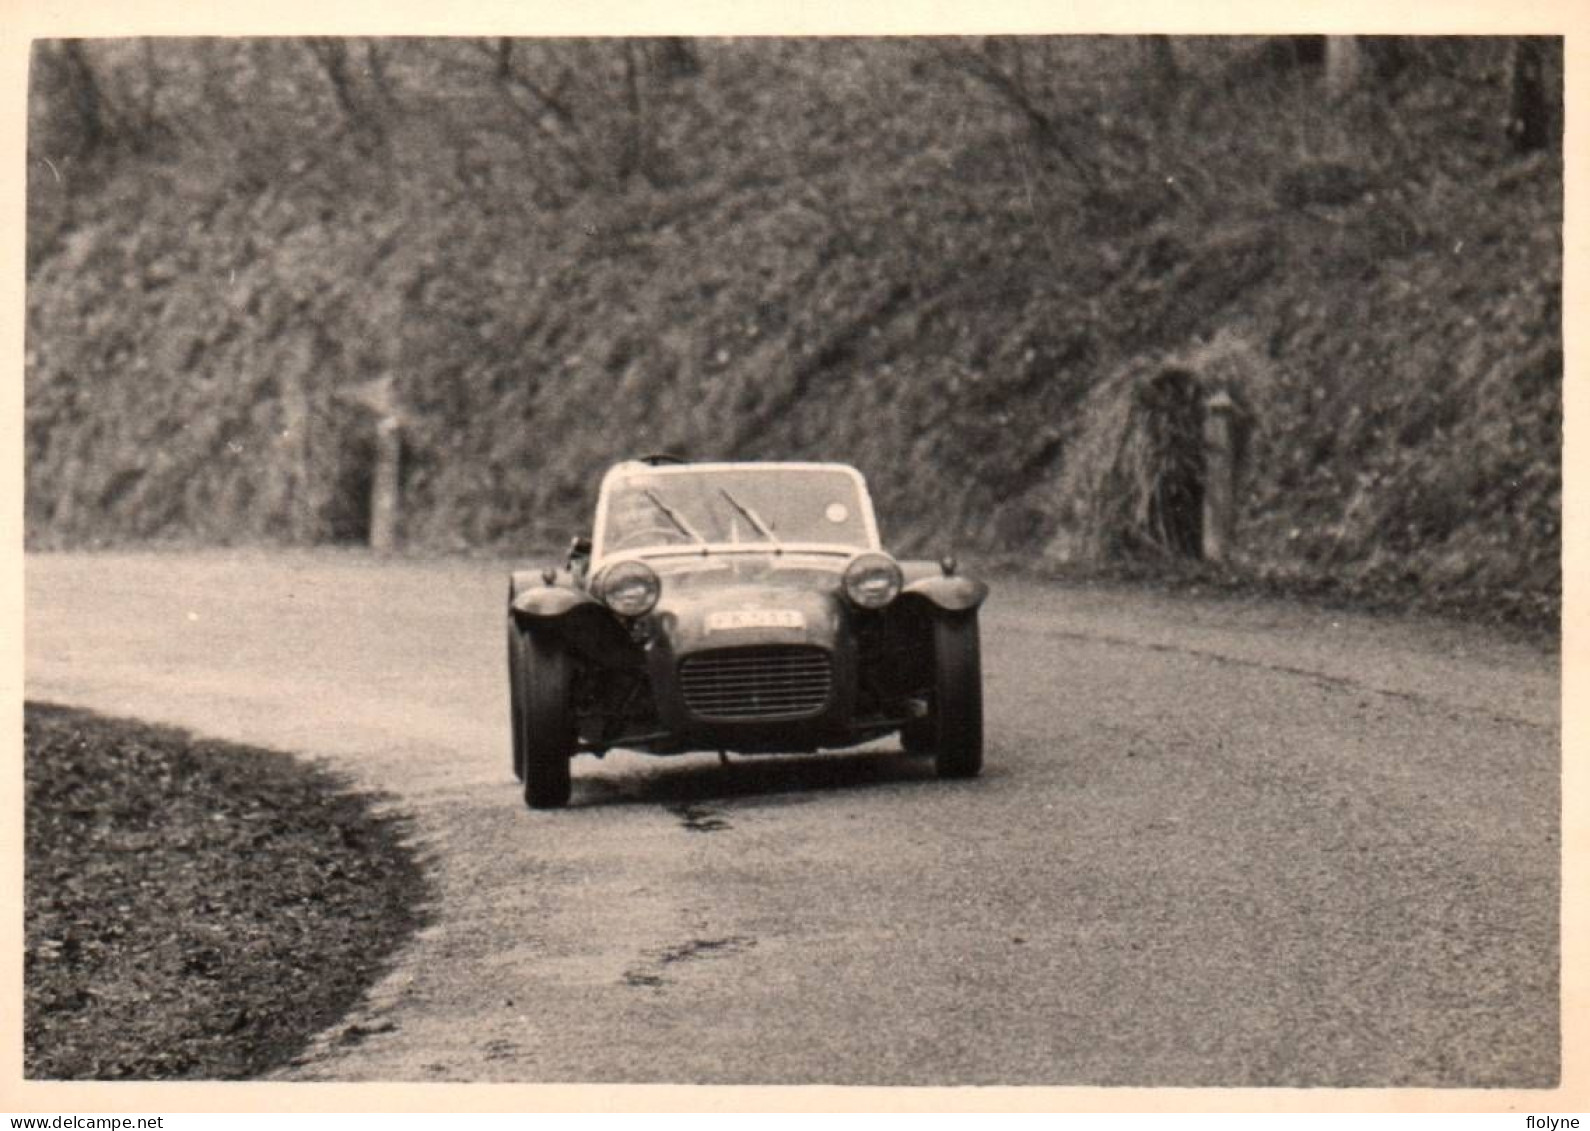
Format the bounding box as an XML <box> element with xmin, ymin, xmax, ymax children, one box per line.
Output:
<box><xmin>604</xmin><ymin>476</ymin><xmax>696</xmax><ymax>549</ymax></box>
<box><xmin>607</xmin><ymin>483</ymin><xmax>654</xmax><ymax>542</ymax></box>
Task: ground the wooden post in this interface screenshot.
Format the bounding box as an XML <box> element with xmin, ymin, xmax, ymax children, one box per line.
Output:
<box><xmin>369</xmin><ymin>414</ymin><xmax>402</xmax><ymax>554</ymax></box>
<box><xmin>1202</xmin><ymin>391</ymin><xmax>1236</xmax><ymax>563</ymax></box>
<box><xmin>336</xmin><ymin>375</ymin><xmax>404</xmax><ymax>553</ymax></box>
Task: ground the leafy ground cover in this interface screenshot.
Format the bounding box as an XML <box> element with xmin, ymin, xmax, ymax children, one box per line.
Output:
<box><xmin>23</xmin><ymin>702</ymin><xmax>430</xmax><ymax>1079</ymax></box>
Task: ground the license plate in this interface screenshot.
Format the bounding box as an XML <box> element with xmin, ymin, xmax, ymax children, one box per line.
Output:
<box><xmin>705</xmin><ymin>609</ymin><xmax>806</xmax><ymax>632</ymax></box>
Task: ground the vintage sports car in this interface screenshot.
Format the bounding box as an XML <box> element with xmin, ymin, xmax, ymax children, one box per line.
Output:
<box><xmin>506</xmin><ymin>457</ymin><xmax>989</xmax><ymax>808</ymax></box>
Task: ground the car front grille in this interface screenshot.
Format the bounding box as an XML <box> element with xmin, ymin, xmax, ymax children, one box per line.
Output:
<box><xmin>678</xmin><ymin>646</ymin><xmax>833</xmax><ymax>720</ymax></box>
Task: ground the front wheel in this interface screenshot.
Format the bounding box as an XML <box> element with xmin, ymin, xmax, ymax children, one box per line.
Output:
<box><xmin>507</xmin><ymin>618</ymin><xmax>526</xmax><ymax>782</ymax></box>
<box><xmin>514</xmin><ymin>623</ymin><xmax>575</xmax><ymax>809</ymax></box>
<box><xmin>900</xmin><ymin>716</ymin><xmax>934</xmax><ymax>755</ymax></box>
<box><xmin>931</xmin><ymin>612</ymin><xmax>983</xmax><ymax>779</ymax></box>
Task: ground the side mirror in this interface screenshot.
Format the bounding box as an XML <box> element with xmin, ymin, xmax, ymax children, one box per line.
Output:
<box><xmin>567</xmin><ymin>535</ymin><xmax>593</xmax><ymax>586</ymax></box>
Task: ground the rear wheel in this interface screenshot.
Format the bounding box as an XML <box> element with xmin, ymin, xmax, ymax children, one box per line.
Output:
<box><xmin>931</xmin><ymin>612</ymin><xmax>983</xmax><ymax>779</ymax></box>
<box><xmin>515</xmin><ymin>624</ymin><xmax>575</xmax><ymax>809</ymax></box>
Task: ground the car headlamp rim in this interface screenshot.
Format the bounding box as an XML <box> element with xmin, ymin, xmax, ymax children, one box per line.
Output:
<box><xmin>843</xmin><ymin>551</ymin><xmax>903</xmax><ymax>609</ymax></box>
<box><xmin>597</xmin><ymin>559</ymin><xmax>661</xmax><ymax>617</ymax></box>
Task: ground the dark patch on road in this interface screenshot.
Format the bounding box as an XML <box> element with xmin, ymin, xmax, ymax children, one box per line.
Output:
<box><xmin>482</xmin><ymin>1038</ymin><xmax>521</xmax><ymax>1062</ymax></box>
<box><xmin>622</xmin><ymin>935</ymin><xmax>757</xmax><ymax>989</ymax></box>
<box><xmin>335</xmin><ymin>1021</ymin><xmax>397</xmax><ymax>1047</ymax></box>
<box><xmin>670</xmin><ymin>802</ymin><xmax>731</xmax><ymax>832</ymax></box>
<box><xmin>580</xmin><ymin>748</ymin><xmax>937</xmax><ymax>810</ymax></box>
<box><xmin>658</xmin><ymin>936</ymin><xmax>755</xmax><ymax>964</ymax></box>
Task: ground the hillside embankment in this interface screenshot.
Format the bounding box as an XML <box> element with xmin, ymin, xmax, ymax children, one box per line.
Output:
<box><xmin>25</xmin><ymin>37</ymin><xmax>1561</xmax><ymax>625</ymax></box>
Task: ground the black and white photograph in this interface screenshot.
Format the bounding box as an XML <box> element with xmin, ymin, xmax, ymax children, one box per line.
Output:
<box><xmin>12</xmin><ymin>12</ymin><xmax>1573</xmax><ymax>1111</ymax></box>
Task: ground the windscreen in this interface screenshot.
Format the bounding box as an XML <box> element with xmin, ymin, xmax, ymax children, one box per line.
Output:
<box><xmin>600</xmin><ymin>467</ymin><xmax>872</xmax><ymax>555</ymax></box>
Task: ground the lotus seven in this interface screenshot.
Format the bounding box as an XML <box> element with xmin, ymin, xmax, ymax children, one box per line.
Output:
<box><xmin>506</xmin><ymin>458</ymin><xmax>989</xmax><ymax>808</ymax></box>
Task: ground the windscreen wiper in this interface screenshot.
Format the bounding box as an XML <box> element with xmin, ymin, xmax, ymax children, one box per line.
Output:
<box><xmin>718</xmin><ymin>488</ymin><xmax>780</xmax><ymax>544</ymax></box>
<box><xmin>643</xmin><ymin>489</ymin><xmax>706</xmax><ymax>544</ymax></box>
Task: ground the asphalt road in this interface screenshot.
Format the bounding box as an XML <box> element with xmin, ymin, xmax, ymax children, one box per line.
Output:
<box><xmin>23</xmin><ymin>550</ymin><xmax>1560</xmax><ymax>1087</ymax></box>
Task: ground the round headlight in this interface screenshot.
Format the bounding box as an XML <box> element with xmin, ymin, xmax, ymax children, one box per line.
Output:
<box><xmin>599</xmin><ymin>560</ymin><xmax>661</xmax><ymax>617</ymax></box>
<box><xmin>843</xmin><ymin>552</ymin><xmax>903</xmax><ymax>610</ymax></box>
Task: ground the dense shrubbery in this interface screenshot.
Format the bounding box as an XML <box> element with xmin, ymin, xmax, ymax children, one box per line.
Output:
<box><xmin>25</xmin><ymin>36</ymin><xmax>1561</xmax><ymax>623</ymax></box>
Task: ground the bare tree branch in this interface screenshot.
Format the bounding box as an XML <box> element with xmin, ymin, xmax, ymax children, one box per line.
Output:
<box><xmin>58</xmin><ymin>41</ymin><xmax>121</xmax><ymax>153</ymax></box>
<box><xmin>305</xmin><ymin>37</ymin><xmax>361</xmax><ymax>125</ymax></box>
<box><xmin>653</xmin><ymin>37</ymin><xmax>700</xmax><ymax>79</ymax></box>
<box><xmin>477</xmin><ymin>38</ymin><xmax>579</xmax><ymax>128</ymax></box>
<box><xmin>364</xmin><ymin>40</ymin><xmax>398</xmax><ymax>106</ymax></box>
<box><xmin>491</xmin><ymin>81</ymin><xmax>597</xmax><ymax>186</ymax></box>
<box><xmin>930</xmin><ymin>41</ymin><xmax>1096</xmax><ymax>185</ymax></box>
<box><xmin>465</xmin><ymin>38</ymin><xmax>597</xmax><ymax>186</ymax></box>
<box><xmin>619</xmin><ymin>39</ymin><xmax>645</xmax><ymax>183</ymax></box>
<box><xmin>139</xmin><ymin>39</ymin><xmax>162</xmax><ymax>138</ymax></box>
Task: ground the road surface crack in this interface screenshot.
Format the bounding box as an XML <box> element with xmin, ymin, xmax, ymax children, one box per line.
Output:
<box><xmin>622</xmin><ymin>935</ymin><xmax>756</xmax><ymax>989</ymax></box>
<box><xmin>1031</xmin><ymin>627</ymin><xmax>1551</xmax><ymax>730</ymax></box>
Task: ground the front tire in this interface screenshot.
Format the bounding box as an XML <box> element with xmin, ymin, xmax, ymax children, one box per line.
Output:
<box><xmin>515</xmin><ymin>623</ymin><xmax>575</xmax><ymax>809</ymax></box>
<box><xmin>931</xmin><ymin>612</ymin><xmax>983</xmax><ymax>779</ymax></box>
<box><xmin>507</xmin><ymin>618</ymin><xmax>526</xmax><ymax>783</ymax></box>
<box><xmin>900</xmin><ymin>716</ymin><xmax>933</xmax><ymax>755</ymax></box>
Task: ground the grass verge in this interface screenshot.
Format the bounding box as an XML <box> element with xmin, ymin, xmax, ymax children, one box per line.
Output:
<box><xmin>23</xmin><ymin>702</ymin><xmax>430</xmax><ymax>1079</ymax></box>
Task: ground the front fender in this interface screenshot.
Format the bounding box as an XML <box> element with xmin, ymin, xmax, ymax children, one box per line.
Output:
<box><xmin>510</xmin><ymin>577</ymin><xmax>601</xmax><ymax>621</ymax></box>
<box><xmin>900</xmin><ymin>574</ymin><xmax>989</xmax><ymax>614</ymax></box>
<box><xmin>509</xmin><ymin>572</ymin><xmax>637</xmax><ymax>668</ymax></box>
